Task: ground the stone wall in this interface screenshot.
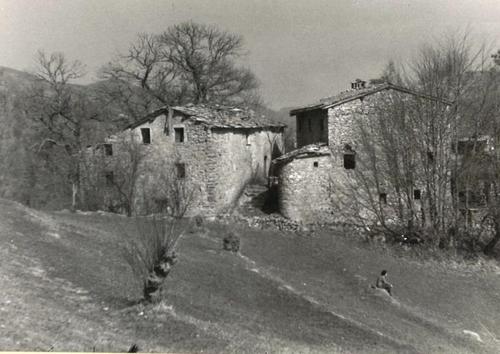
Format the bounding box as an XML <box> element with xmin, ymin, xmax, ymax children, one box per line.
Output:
<box><xmin>327</xmin><ymin>93</ymin><xmax>381</xmax><ymax>150</ymax></box>
<box><xmin>279</xmin><ymin>90</ymin><xmax>449</xmax><ymax>225</ymax></box>
<box><xmin>207</xmin><ymin>128</ymin><xmax>284</xmax><ymax>213</ymax></box>
<box><xmin>296</xmin><ymin>110</ymin><xmax>328</xmax><ymax>148</ymax></box>
<box><xmin>278</xmin><ymin>153</ymin><xmax>335</xmax><ymax>224</ymax></box>
<box><xmin>82</xmin><ymin>111</ymin><xmax>284</xmax><ymax>217</ymax></box>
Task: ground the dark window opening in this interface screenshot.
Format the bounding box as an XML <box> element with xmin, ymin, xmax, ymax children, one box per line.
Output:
<box><xmin>176</xmin><ymin>163</ymin><xmax>186</xmax><ymax>179</ymax></box>
<box><xmin>320</xmin><ymin>119</ymin><xmax>324</xmax><ymax>132</ymax></box>
<box><xmin>313</xmin><ymin>161</ymin><xmax>319</xmax><ymax>167</ymax></box>
<box><xmin>379</xmin><ymin>193</ymin><xmax>387</xmax><ymax>205</ymax></box>
<box><xmin>414</xmin><ymin>189</ymin><xmax>421</xmax><ymax>200</ymax></box>
<box><xmin>344</xmin><ymin>153</ymin><xmax>355</xmax><ymax>169</ymax></box>
<box><xmin>105</xmin><ymin>171</ymin><xmax>114</xmax><ymax>186</ymax></box>
<box><xmin>141</xmin><ymin>128</ymin><xmax>151</xmax><ymax>144</ymax></box>
<box><xmin>104</xmin><ymin>144</ymin><xmax>113</xmax><ymax>156</ymax></box>
<box><xmin>427</xmin><ymin>150</ymin><xmax>434</xmax><ymax>162</ymax></box>
<box><xmin>297</xmin><ymin>119</ymin><xmax>302</xmax><ymax>132</ymax></box>
<box><xmin>308</xmin><ymin>118</ymin><xmax>312</xmax><ymax>132</ymax></box>
<box><xmin>174</xmin><ymin>127</ymin><xmax>185</xmax><ymax>143</ymax></box>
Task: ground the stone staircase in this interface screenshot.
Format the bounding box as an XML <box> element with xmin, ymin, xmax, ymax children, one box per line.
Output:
<box><xmin>236</xmin><ymin>183</ymin><xmax>270</xmax><ymax>216</ymax></box>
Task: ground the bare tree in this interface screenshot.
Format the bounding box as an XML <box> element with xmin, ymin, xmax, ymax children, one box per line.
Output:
<box><xmin>99</xmin><ymin>21</ymin><xmax>259</xmax><ymax>117</ymax></box>
<box><xmin>23</xmin><ymin>50</ymin><xmax>102</xmax><ymax>210</ymax></box>
<box><xmin>160</xmin><ymin>21</ymin><xmax>259</xmax><ymax>104</ymax></box>
<box><xmin>328</xmin><ymin>33</ymin><xmax>496</xmax><ymax>249</ymax></box>
<box><xmin>99</xmin><ymin>33</ymin><xmax>182</xmax><ymax>121</ymax></box>
<box><xmin>122</xmin><ymin>158</ymin><xmax>197</xmax><ymax>302</ymax></box>
<box><xmin>98</xmin><ymin>132</ymin><xmax>148</xmax><ymax>216</ymax></box>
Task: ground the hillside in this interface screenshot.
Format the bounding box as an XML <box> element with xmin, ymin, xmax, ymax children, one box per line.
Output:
<box><xmin>0</xmin><ymin>67</ymin><xmax>37</xmax><ymax>204</ymax></box>
<box><xmin>0</xmin><ymin>198</ymin><xmax>499</xmax><ymax>353</ymax></box>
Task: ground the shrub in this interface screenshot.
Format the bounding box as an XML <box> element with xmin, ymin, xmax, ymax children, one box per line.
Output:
<box><xmin>223</xmin><ymin>232</ymin><xmax>240</xmax><ymax>252</ymax></box>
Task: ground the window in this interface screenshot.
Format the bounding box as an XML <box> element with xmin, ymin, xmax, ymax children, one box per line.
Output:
<box><xmin>308</xmin><ymin>118</ymin><xmax>312</xmax><ymax>132</ymax></box>
<box><xmin>313</xmin><ymin>161</ymin><xmax>319</xmax><ymax>167</ymax></box>
<box><xmin>141</xmin><ymin>128</ymin><xmax>151</xmax><ymax>144</ymax></box>
<box><xmin>320</xmin><ymin>118</ymin><xmax>324</xmax><ymax>132</ymax></box>
<box><xmin>105</xmin><ymin>171</ymin><xmax>114</xmax><ymax>186</ymax></box>
<box><xmin>297</xmin><ymin>119</ymin><xmax>302</xmax><ymax>132</ymax></box>
<box><xmin>176</xmin><ymin>163</ymin><xmax>186</xmax><ymax>179</ymax></box>
<box><xmin>414</xmin><ymin>189</ymin><xmax>421</xmax><ymax>200</ymax></box>
<box><xmin>104</xmin><ymin>144</ymin><xmax>113</xmax><ymax>156</ymax></box>
<box><xmin>343</xmin><ymin>153</ymin><xmax>355</xmax><ymax>169</ymax></box>
<box><xmin>174</xmin><ymin>127</ymin><xmax>185</xmax><ymax>143</ymax></box>
<box><xmin>427</xmin><ymin>150</ymin><xmax>434</xmax><ymax>163</ymax></box>
<box><xmin>379</xmin><ymin>193</ymin><xmax>387</xmax><ymax>205</ymax></box>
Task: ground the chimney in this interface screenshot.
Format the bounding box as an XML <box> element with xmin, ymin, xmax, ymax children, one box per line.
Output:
<box><xmin>351</xmin><ymin>79</ymin><xmax>366</xmax><ymax>90</ymax></box>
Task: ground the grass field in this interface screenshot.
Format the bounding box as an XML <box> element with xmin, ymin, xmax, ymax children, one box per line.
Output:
<box><xmin>0</xmin><ymin>197</ymin><xmax>499</xmax><ymax>353</ymax></box>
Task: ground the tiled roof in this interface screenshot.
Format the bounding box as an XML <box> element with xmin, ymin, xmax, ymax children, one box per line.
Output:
<box><xmin>272</xmin><ymin>143</ymin><xmax>331</xmax><ymax>166</ymax></box>
<box><xmin>127</xmin><ymin>104</ymin><xmax>286</xmax><ymax>130</ymax></box>
<box><xmin>290</xmin><ymin>82</ymin><xmax>452</xmax><ymax>115</ymax></box>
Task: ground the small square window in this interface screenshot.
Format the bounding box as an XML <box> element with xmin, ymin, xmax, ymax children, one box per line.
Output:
<box><xmin>379</xmin><ymin>193</ymin><xmax>387</xmax><ymax>205</ymax></box>
<box><xmin>313</xmin><ymin>161</ymin><xmax>319</xmax><ymax>167</ymax></box>
<box><xmin>104</xmin><ymin>144</ymin><xmax>113</xmax><ymax>156</ymax></box>
<box><xmin>141</xmin><ymin>128</ymin><xmax>151</xmax><ymax>144</ymax></box>
<box><xmin>427</xmin><ymin>151</ymin><xmax>434</xmax><ymax>162</ymax></box>
<box><xmin>105</xmin><ymin>171</ymin><xmax>114</xmax><ymax>186</ymax></box>
<box><xmin>174</xmin><ymin>127</ymin><xmax>185</xmax><ymax>143</ymax></box>
<box><xmin>176</xmin><ymin>163</ymin><xmax>186</xmax><ymax>179</ymax></box>
<box><xmin>344</xmin><ymin>153</ymin><xmax>355</xmax><ymax>169</ymax></box>
<box><xmin>414</xmin><ymin>189</ymin><xmax>421</xmax><ymax>200</ymax></box>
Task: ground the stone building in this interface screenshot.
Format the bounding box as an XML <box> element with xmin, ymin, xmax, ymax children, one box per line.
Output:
<box><xmin>84</xmin><ymin>104</ymin><xmax>285</xmax><ymax>217</ymax></box>
<box><xmin>272</xmin><ymin>80</ymin><xmax>450</xmax><ymax>224</ymax></box>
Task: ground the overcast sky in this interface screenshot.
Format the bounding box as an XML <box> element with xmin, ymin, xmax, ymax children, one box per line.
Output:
<box><xmin>1</xmin><ymin>0</ymin><xmax>500</xmax><ymax>109</ymax></box>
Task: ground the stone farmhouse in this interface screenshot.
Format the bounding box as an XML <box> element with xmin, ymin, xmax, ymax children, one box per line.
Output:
<box><xmin>271</xmin><ymin>80</ymin><xmax>450</xmax><ymax>224</ymax></box>
<box><xmin>84</xmin><ymin>104</ymin><xmax>285</xmax><ymax>217</ymax></box>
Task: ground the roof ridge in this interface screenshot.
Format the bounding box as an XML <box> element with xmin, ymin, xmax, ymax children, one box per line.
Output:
<box><xmin>290</xmin><ymin>82</ymin><xmax>451</xmax><ymax>116</ymax></box>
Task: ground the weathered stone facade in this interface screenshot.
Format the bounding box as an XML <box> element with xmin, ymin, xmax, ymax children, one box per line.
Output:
<box><xmin>276</xmin><ymin>83</ymin><xmax>450</xmax><ymax>225</ymax></box>
<box><xmin>274</xmin><ymin>145</ymin><xmax>334</xmax><ymax>224</ymax></box>
<box><xmin>83</xmin><ymin>105</ymin><xmax>285</xmax><ymax>217</ymax></box>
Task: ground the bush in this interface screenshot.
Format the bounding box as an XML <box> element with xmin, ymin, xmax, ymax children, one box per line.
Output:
<box><xmin>194</xmin><ymin>215</ymin><xmax>203</xmax><ymax>227</ymax></box>
<box><xmin>223</xmin><ymin>232</ymin><xmax>240</xmax><ymax>252</ymax></box>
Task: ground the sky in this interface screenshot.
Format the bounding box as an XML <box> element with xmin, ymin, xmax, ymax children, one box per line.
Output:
<box><xmin>1</xmin><ymin>0</ymin><xmax>500</xmax><ymax>109</ymax></box>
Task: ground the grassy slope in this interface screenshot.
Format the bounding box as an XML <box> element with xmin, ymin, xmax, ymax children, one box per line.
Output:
<box><xmin>0</xmin><ymin>198</ymin><xmax>499</xmax><ymax>353</ymax></box>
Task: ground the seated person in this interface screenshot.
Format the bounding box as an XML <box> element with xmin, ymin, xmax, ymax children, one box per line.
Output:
<box><xmin>376</xmin><ymin>270</ymin><xmax>393</xmax><ymax>296</ymax></box>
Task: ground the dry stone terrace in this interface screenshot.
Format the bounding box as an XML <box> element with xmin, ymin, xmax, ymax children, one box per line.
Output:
<box><xmin>82</xmin><ymin>104</ymin><xmax>285</xmax><ymax>217</ymax></box>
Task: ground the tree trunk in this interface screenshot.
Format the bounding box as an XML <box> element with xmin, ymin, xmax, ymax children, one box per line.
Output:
<box><xmin>71</xmin><ymin>182</ymin><xmax>78</xmax><ymax>211</ymax></box>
